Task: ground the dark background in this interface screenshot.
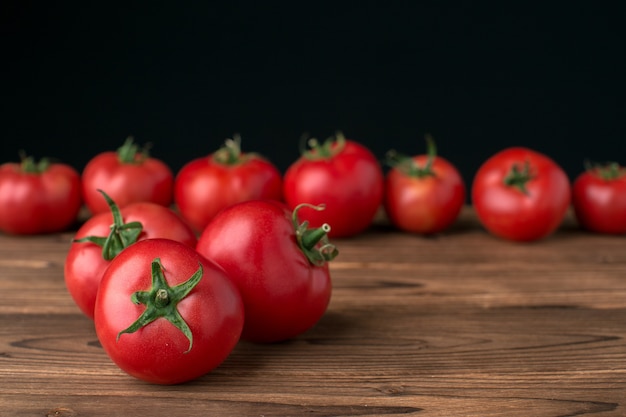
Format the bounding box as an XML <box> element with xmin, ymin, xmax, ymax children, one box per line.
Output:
<box><xmin>2</xmin><ymin>3</ymin><xmax>625</xmax><ymax>198</ymax></box>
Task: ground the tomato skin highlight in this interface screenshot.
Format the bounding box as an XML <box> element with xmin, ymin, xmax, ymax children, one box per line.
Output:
<box><xmin>0</xmin><ymin>160</ymin><xmax>82</xmax><ymax>235</ymax></box>
<box><xmin>94</xmin><ymin>239</ymin><xmax>244</xmax><ymax>385</ymax></box>
<box><xmin>196</xmin><ymin>200</ymin><xmax>333</xmax><ymax>343</ymax></box>
<box><xmin>64</xmin><ymin>202</ymin><xmax>197</xmax><ymax>319</ymax></box>
<box><xmin>471</xmin><ymin>147</ymin><xmax>571</xmax><ymax>242</ymax></box>
<box><xmin>572</xmin><ymin>165</ymin><xmax>626</xmax><ymax>234</ymax></box>
<box><xmin>82</xmin><ymin>140</ymin><xmax>174</xmax><ymax>215</ymax></box>
<box><xmin>284</xmin><ymin>137</ymin><xmax>384</xmax><ymax>238</ymax></box>
<box><xmin>174</xmin><ymin>152</ymin><xmax>283</xmax><ymax>233</ymax></box>
<box><xmin>384</xmin><ymin>154</ymin><xmax>466</xmax><ymax>234</ymax></box>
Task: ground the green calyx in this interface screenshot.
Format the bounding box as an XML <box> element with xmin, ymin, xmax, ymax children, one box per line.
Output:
<box><xmin>301</xmin><ymin>131</ymin><xmax>347</xmax><ymax>160</ymax></box>
<box><xmin>117</xmin><ymin>258</ymin><xmax>202</xmax><ymax>354</ymax></box>
<box><xmin>503</xmin><ymin>161</ymin><xmax>535</xmax><ymax>194</ymax></box>
<box><xmin>74</xmin><ymin>190</ymin><xmax>143</xmax><ymax>261</ymax></box>
<box><xmin>212</xmin><ymin>134</ymin><xmax>255</xmax><ymax>165</ymax></box>
<box><xmin>385</xmin><ymin>134</ymin><xmax>438</xmax><ymax>178</ymax></box>
<box><xmin>19</xmin><ymin>151</ymin><xmax>50</xmax><ymax>174</ymax></box>
<box><xmin>585</xmin><ymin>160</ymin><xmax>626</xmax><ymax>181</ymax></box>
<box><xmin>117</xmin><ymin>136</ymin><xmax>150</xmax><ymax>164</ymax></box>
<box><xmin>292</xmin><ymin>203</ymin><xmax>338</xmax><ymax>266</ymax></box>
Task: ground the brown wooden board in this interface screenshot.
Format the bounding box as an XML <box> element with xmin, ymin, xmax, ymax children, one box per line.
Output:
<box><xmin>1</xmin><ymin>209</ymin><xmax>625</xmax><ymax>416</ymax></box>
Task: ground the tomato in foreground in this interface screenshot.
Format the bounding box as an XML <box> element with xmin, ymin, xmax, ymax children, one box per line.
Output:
<box><xmin>384</xmin><ymin>136</ymin><xmax>466</xmax><ymax>234</ymax></box>
<box><xmin>0</xmin><ymin>154</ymin><xmax>82</xmax><ymax>234</ymax></box>
<box><xmin>283</xmin><ymin>132</ymin><xmax>384</xmax><ymax>238</ymax></box>
<box><xmin>65</xmin><ymin>191</ymin><xmax>197</xmax><ymax>319</ymax></box>
<box><xmin>196</xmin><ymin>200</ymin><xmax>338</xmax><ymax>343</ymax></box>
<box><xmin>82</xmin><ymin>137</ymin><xmax>174</xmax><ymax>214</ymax></box>
<box><xmin>174</xmin><ymin>135</ymin><xmax>283</xmax><ymax>232</ymax></box>
<box><xmin>572</xmin><ymin>162</ymin><xmax>626</xmax><ymax>234</ymax></box>
<box><xmin>94</xmin><ymin>238</ymin><xmax>244</xmax><ymax>385</ymax></box>
<box><xmin>471</xmin><ymin>147</ymin><xmax>571</xmax><ymax>242</ymax></box>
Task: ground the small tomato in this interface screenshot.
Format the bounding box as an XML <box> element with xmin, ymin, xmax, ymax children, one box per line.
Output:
<box><xmin>64</xmin><ymin>191</ymin><xmax>197</xmax><ymax>319</ymax></box>
<box><xmin>0</xmin><ymin>154</ymin><xmax>82</xmax><ymax>234</ymax></box>
<box><xmin>94</xmin><ymin>238</ymin><xmax>244</xmax><ymax>384</ymax></box>
<box><xmin>196</xmin><ymin>200</ymin><xmax>337</xmax><ymax>343</ymax></box>
<box><xmin>471</xmin><ymin>147</ymin><xmax>571</xmax><ymax>242</ymax></box>
<box><xmin>174</xmin><ymin>135</ymin><xmax>283</xmax><ymax>232</ymax></box>
<box><xmin>572</xmin><ymin>162</ymin><xmax>626</xmax><ymax>234</ymax></box>
<box><xmin>82</xmin><ymin>137</ymin><xmax>174</xmax><ymax>214</ymax></box>
<box><xmin>283</xmin><ymin>132</ymin><xmax>384</xmax><ymax>238</ymax></box>
<box><xmin>384</xmin><ymin>135</ymin><xmax>466</xmax><ymax>234</ymax></box>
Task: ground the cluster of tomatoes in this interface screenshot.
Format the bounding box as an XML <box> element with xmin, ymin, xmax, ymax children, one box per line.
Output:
<box><xmin>2</xmin><ymin>133</ymin><xmax>624</xmax><ymax>241</ymax></box>
<box><xmin>63</xmin><ymin>190</ymin><xmax>337</xmax><ymax>384</ymax></box>
<box><xmin>386</xmin><ymin>137</ymin><xmax>626</xmax><ymax>241</ymax></box>
<box><xmin>473</xmin><ymin>146</ymin><xmax>626</xmax><ymax>240</ymax></box>
<box><xmin>0</xmin><ymin>133</ymin><xmax>624</xmax><ymax>384</ymax></box>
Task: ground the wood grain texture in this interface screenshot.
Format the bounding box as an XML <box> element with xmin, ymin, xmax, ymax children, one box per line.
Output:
<box><xmin>1</xmin><ymin>208</ymin><xmax>625</xmax><ymax>416</ymax></box>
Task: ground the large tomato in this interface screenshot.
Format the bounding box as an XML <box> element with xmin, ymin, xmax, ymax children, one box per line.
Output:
<box><xmin>471</xmin><ymin>147</ymin><xmax>571</xmax><ymax>242</ymax></box>
<box><xmin>94</xmin><ymin>238</ymin><xmax>244</xmax><ymax>384</ymax></box>
<box><xmin>65</xmin><ymin>191</ymin><xmax>197</xmax><ymax>319</ymax></box>
<box><xmin>196</xmin><ymin>200</ymin><xmax>337</xmax><ymax>343</ymax></box>
<box><xmin>82</xmin><ymin>137</ymin><xmax>174</xmax><ymax>215</ymax></box>
<box><xmin>384</xmin><ymin>136</ymin><xmax>466</xmax><ymax>234</ymax></box>
<box><xmin>174</xmin><ymin>135</ymin><xmax>283</xmax><ymax>232</ymax></box>
<box><xmin>283</xmin><ymin>132</ymin><xmax>384</xmax><ymax>238</ymax></box>
<box><xmin>0</xmin><ymin>154</ymin><xmax>82</xmax><ymax>234</ymax></box>
<box><xmin>572</xmin><ymin>162</ymin><xmax>626</xmax><ymax>234</ymax></box>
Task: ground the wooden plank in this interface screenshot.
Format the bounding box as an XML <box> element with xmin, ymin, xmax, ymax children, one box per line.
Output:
<box><xmin>1</xmin><ymin>209</ymin><xmax>625</xmax><ymax>416</ymax></box>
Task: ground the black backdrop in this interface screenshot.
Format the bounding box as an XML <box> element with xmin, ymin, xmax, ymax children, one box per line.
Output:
<box><xmin>2</xmin><ymin>3</ymin><xmax>625</xmax><ymax>200</ymax></box>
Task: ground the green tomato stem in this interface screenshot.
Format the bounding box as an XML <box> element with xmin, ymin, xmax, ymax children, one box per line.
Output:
<box><xmin>292</xmin><ymin>203</ymin><xmax>338</xmax><ymax>266</ymax></box>
<box><xmin>212</xmin><ymin>134</ymin><xmax>244</xmax><ymax>165</ymax></box>
<box><xmin>117</xmin><ymin>258</ymin><xmax>202</xmax><ymax>354</ymax></box>
<box><xmin>585</xmin><ymin>160</ymin><xmax>626</xmax><ymax>180</ymax></box>
<box><xmin>154</xmin><ymin>289</ymin><xmax>170</xmax><ymax>308</ymax></box>
<box><xmin>19</xmin><ymin>151</ymin><xmax>50</xmax><ymax>174</ymax></box>
<box><xmin>117</xmin><ymin>136</ymin><xmax>149</xmax><ymax>164</ymax></box>
<box><xmin>503</xmin><ymin>161</ymin><xmax>535</xmax><ymax>194</ymax></box>
<box><xmin>73</xmin><ymin>190</ymin><xmax>143</xmax><ymax>261</ymax></box>
<box><xmin>302</xmin><ymin>131</ymin><xmax>347</xmax><ymax>160</ymax></box>
<box><xmin>301</xmin><ymin>223</ymin><xmax>332</xmax><ymax>251</ymax></box>
<box><xmin>385</xmin><ymin>134</ymin><xmax>438</xmax><ymax>178</ymax></box>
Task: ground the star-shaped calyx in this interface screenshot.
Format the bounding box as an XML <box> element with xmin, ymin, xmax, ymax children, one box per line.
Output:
<box><xmin>117</xmin><ymin>257</ymin><xmax>203</xmax><ymax>354</ymax></box>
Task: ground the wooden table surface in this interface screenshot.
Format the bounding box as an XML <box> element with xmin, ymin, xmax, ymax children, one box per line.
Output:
<box><xmin>1</xmin><ymin>208</ymin><xmax>625</xmax><ymax>417</ymax></box>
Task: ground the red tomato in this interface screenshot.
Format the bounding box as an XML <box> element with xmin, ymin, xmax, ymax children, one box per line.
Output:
<box><xmin>471</xmin><ymin>147</ymin><xmax>571</xmax><ymax>242</ymax></box>
<box><xmin>0</xmin><ymin>154</ymin><xmax>82</xmax><ymax>234</ymax></box>
<box><xmin>196</xmin><ymin>200</ymin><xmax>337</xmax><ymax>343</ymax></box>
<box><xmin>572</xmin><ymin>162</ymin><xmax>626</xmax><ymax>234</ymax></box>
<box><xmin>283</xmin><ymin>132</ymin><xmax>384</xmax><ymax>238</ymax></box>
<box><xmin>65</xmin><ymin>192</ymin><xmax>197</xmax><ymax>320</ymax></box>
<box><xmin>384</xmin><ymin>136</ymin><xmax>466</xmax><ymax>234</ymax></box>
<box><xmin>82</xmin><ymin>137</ymin><xmax>174</xmax><ymax>214</ymax></box>
<box><xmin>94</xmin><ymin>238</ymin><xmax>244</xmax><ymax>384</ymax></box>
<box><xmin>174</xmin><ymin>135</ymin><xmax>283</xmax><ymax>232</ymax></box>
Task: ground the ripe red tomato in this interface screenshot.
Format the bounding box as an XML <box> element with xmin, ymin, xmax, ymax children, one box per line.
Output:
<box><xmin>174</xmin><ymin>135</ymin><xmax>283</xmax><ymax>232</ymax></box>
<box><xmin>82</xmin><ymin>137</ymin><xmax>174</xmax><ymax>215</ymax></box>
<box><xmin>0</xmin><ymin>154</ymin><xmax>82</xmax><ymax>234</ymax></box>
<box><xmin>471</xmin><ymin>147</ymin><xmax>571</xmax><ymax>242</ymax></box>
<box><xmin>384</xmin><ymin>136</ymin><xmax>466</xmax><ymax>234</ymax></box>
<box><xmin>572</xmin><ymin>162</ymin><xmax>626</xmax><ymax>234</ymax></box>
<box><xmin>94</xmin><ymin>238</ymin><xmax>244</xmax><ymax>384</ymax></box>
<box><xmin>65</xmin><ymin>192</ymin><xmax>197</xmax><ymax>320</ymax></box>
<box><xmin>196</xmin><ymin>200</ymin><xmax>337</xmax><ymax>343</ymax></box>
<box><xmin>283</xmin><ymin>132</ymin><xmax>384</xmax><ymax>238</ymax></box>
